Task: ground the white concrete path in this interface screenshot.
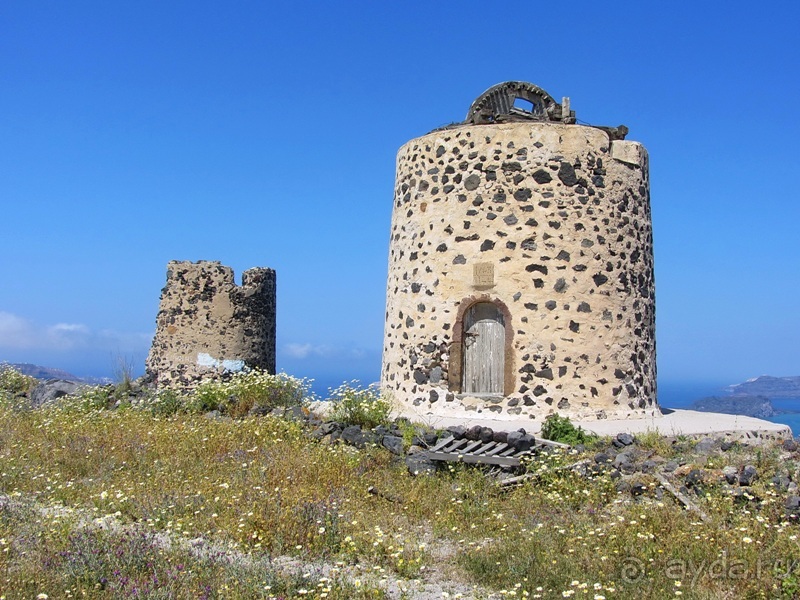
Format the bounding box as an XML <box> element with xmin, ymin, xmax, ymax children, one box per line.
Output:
<box><xmin>398</xmin><ymin>407</ymin><xmax>792</xmax><ymax>440</ymax></box>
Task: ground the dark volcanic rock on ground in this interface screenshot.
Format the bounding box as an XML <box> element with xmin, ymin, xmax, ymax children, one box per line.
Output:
<box><xmin>28</xmin><ymin>379</ymin><xmax>85</xmax><ymax>408</ymax></box>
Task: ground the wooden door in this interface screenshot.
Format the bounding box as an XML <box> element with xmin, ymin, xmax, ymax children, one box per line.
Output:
<box><xmin>463</xmin><ymin>302</ymin><xmax>505</xmax><ymax>394</ymax></box>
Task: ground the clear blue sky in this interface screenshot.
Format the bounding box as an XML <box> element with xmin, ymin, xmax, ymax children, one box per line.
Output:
<box><xmin>1</xmin><ymin>1</ymin><xmax>798</xmax><ymax>392</ymax></box>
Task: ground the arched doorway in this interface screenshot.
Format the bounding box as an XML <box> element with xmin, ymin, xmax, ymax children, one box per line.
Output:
<box><xmin>462</xmin><ymin>302</ymin><xmax>505</xmax><ymax>394</ymax></box>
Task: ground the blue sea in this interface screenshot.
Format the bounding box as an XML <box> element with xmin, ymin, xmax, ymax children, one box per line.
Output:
<box><xmin>658</xmin><ymin>381</ymin><xmax>800</xmax><ymax>437</ymax></box>
<box><xmin>763</xmin><ymin>399</ymin><xmax>800</xmax><ymax>437</ymax></box>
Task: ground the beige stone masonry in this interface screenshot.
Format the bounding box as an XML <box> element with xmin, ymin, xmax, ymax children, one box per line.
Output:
<box><xmin>381</xmin><ymin>121</ymin><xmax>657</xmax><ymax>422</ymax></box>
<box><xmin>611</xmin><ymin>140</ymin><xmax>647</xmax><ymax>166</ymax></box>
<box><xmin>146</xmin><ymin>261</ymin><xmax>276</xmax><ymax>388</ymax></box>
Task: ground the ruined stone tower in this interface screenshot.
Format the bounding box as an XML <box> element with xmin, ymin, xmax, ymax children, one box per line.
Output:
<box><xmin>381</xmin><ymin>82</ymin><xmax>657</xmax><ymax>421</ymax></box>
<box><xmin>146</xmin><ymin>261</ymin><xmax>276</xmax><ymax>388</ymax></box>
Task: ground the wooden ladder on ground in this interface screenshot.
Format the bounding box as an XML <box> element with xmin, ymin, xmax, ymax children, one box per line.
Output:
<box><xmin>426</xmin><ymin>435</ymin><xmax>569</xmax><ymax>468</ymax></box>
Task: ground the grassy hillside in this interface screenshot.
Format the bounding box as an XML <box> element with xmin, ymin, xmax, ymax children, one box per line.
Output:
<box><xmin>1</xmin><ymin>366</ymin><xmax>800</xmax><ymax>599</ymax></box>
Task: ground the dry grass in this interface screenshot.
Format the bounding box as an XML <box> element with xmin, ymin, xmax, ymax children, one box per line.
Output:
<box><xmin>1</xmin><ymin>369</ymin><xmax>799</xmax><ymax>598</ymax></box>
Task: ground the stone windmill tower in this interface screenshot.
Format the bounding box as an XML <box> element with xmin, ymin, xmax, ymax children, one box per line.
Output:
<box><xmin>381</xmin><ymin>82</ymin><xmax>657</xmax><ymax>422</ymax></box>
<box><xmin>146</xmin><ymin>261</ymin><xmax>276</xmax><ymax>388</ymax></box>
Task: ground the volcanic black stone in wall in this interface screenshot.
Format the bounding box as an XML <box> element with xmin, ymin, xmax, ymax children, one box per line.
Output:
<box><xmin>384</xmin><ymin>125</ymin><xmax>656</xmax><ymax>419</ymax></box>
<box><xmin>464</xmin><ymin>174</ymin><xmax>481</xmax><ymax>190</ymax></box>
<box><xmin>558</xmin><ymin>162</ymin><xmax>578</xmax><ymax>186</ymax></box>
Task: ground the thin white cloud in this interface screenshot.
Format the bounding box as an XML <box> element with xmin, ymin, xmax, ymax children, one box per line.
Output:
<box><xmin>0</xmin><ymin>310</ymin><xmax>151</xmax><ymax>353</ymax></box>
<box><xmin>0</xmin><ymin>311</ymin><xmax>36</xmax><ymax>348</ymax></box>
<box><xmin>97</xmin><ymin>329</ymin><xmax>153</xmax><ymax>347</ymax></box>
<box><xmin>46</xmin><ymin>322</ymin><xmax>92</xmax><ymax>349</ymax></box>
<box><xmin>282</xmin><ymin>342</ymin><xmax>373</xmax><ymax>361</ymax></box>
<box><xmin>50</xmin><ymin>323</ymin><xmax>90</xmax><ymax>333</ymax></box>
<box><xmin>285</xmin><ymin>342</ymin><xmax>314</xmax><ymax>358</ymax></box>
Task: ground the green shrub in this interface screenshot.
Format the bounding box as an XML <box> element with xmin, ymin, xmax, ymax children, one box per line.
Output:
<box><xmin>328</xmin><ymin>382</ymin><xmax>391</xmax><ymax>429</ymax></box>
<box><xmin>635</xmin><ymin>429</ymin><xmax>671</xmax><ymax>455</ymax></box>
<box><xmin>540</xmin><ymin>413</ymin><xmax>595</xmax><ymax>445</ymax></box>
<box><xmin>396</xmin><ymin>419</ymin><xmax>418</xmax><ymax>450</ymax></box>
<box><xmin>191</xmin><ymin>370</ymin><xmax>312</xmax><ymax>417</ymax></box>
<box><xmin>147</xmin><ymin>389</ymin><xmax>184</xmax><ymax>417</ymax></box>
<box><xmin>0</xmin><ymin>364</ymin><xmax>37</xmax><ymax>396</ymax></box>
<box><xmin>77</xmin><ymin>386</ymin><xmax>114</xmax><ymax>411</ymax></box>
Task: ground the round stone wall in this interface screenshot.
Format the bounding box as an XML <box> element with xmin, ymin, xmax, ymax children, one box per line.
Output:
<box><xmin>381</xmin><ymin>122</ymin><xmax>657</xmax><ymax>421</ymax></box>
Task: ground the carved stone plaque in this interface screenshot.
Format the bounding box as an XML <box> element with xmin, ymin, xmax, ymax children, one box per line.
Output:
<box><xmin>473</xmin><ymin>262</ymin><xmax>495</xmax><ymax>288</ymax></box>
